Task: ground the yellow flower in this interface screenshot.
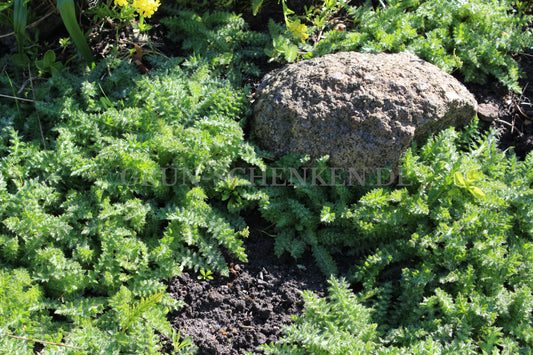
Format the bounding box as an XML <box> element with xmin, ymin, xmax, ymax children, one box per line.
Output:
<box><xmin>114</xmin><ymin>0</ymin><xmax>129</xmax><ymax>6</ymax></box>
<box><xmin>286</xmin><ymin>19</ymin><xmax>309</xmax><ymax>43</ymax></box>
<box><xmin>132</xmin><ymin>0</ymin><xmax>160</xmax><ymax>18</ymax></box>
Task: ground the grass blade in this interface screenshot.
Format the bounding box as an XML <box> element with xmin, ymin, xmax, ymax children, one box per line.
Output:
<box><xmin>56</xmin><ymin>0</ymin><xmax>94</xmax><ymax>65</ymax></box>
<box><xmin>13</xmin><ymin>0</ymin><xmax>27</xmax><ymax>54</ymax></box>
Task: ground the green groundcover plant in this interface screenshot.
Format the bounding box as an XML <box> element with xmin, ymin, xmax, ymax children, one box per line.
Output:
<box><xmin>0</xmin><ymin>1</ymin><xmax>532</xmax><ymax>352</ymax></box>
<box><xmin>261</xmin><ymin>275</ymin><xmax>533</xmax><ymax>354</ymax></box>
<box><xmin>161</xmin><ymin>7</ymin><xmax>269</xmax><ymax>86</ymax></box>
<box><xmin>266</xmin><ymin>0</ymin><xmax>532</xmax><ymax>92</ymax></box>
<box><xmin>0</xmin><ymin>54</ymin><xmax>264</xmax><ymax>353</ymax></box>
<box><xmin>260</xmin><ymin>121</ymin><xmax>533</xmax><ymax>353</ymax></box>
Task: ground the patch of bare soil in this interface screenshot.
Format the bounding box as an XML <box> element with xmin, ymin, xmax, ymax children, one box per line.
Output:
<box><xmin>165</xmin><ymin>212</ymin><xmax>326</xmax><ymax>354</ymax></box>
<box><xmin>460</xmin><ymin>49</ymin><xmax>532</xmax><ymax>160</ymax></box>
<box><xmin>470</xmin><ymin>50</ymin><xmax>533</xmax><ymax>159</ymax></box>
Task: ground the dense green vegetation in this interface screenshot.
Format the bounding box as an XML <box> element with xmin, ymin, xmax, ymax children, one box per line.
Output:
<box><xmin>0</xmin><ymin>0</ymin><xmax>532</xmax><ymax>353</ymax></box>
<box><xmin>318</xmin><ymin>0</ymin><xmax>532</xmax><ymax>92</ymax></box>
<box><xmin>260</xmin><ymin>0</ymin><xmax>532</xmax><ymax>91</ymax></box>
<box><xmin>161</xmin><ymin>9</ymin><xmax>269</xmax><ymax>86</ymax></box>
<box><xmin>0</xmin><ymin>55</ymin><xmax>262</xmax><ymax>353</ymax></box>
<box><xmin>260</xmin><ymin>123</ymin><xmax>533</xmax><ymax>353</ymax></box>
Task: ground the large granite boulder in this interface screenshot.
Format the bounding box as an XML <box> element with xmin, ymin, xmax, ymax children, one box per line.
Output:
<box><xmin>252</xmin><ymin>51</ymin><xmax>477</xmax><ymax>176</ymax></box>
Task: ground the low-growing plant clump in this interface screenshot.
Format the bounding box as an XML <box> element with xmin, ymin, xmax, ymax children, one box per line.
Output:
<box><xmin>265</xmin><ymin>0</ymin><xmax>532</xmax><ymax>92</ymax></box>
<box><xmin>259</xmin><ymin>122</ymin><xmax>533</xmax><ymax>353</ymax></box>
<box><xmin>161</xmin><ymin>8</ymin><xmax>269</xmax><ymax>86</ymax></box>
<box><xmin>0</xmin><ymin>55</ymin><xmax>264</xmax><ymax>353</ymax></box>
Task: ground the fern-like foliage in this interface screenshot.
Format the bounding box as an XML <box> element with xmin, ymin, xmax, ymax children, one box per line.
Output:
<box><xmin>0</xmin><ymin>56</ymin><xmax>263</xmax><ymax>353</ymax></box>
<box><xmin>260</xmin><ymin>119</ymin><xmax>533</xmax><ymax>352</ymax></box>
<box><xmin>260</xmin><ymin>277</ymin><xmax>381</xmax><ymax>354</ymax></box>
<box><xmin>269</xmin><ymin>0</ymin><xmax>532</xmax><ymax>92</ymax></box>
<box><xmin>354</xmin><ymin>0</ymin><xmax>532</xmax><ymax>92</ymax></box>
<box><xmin>0</xmin><ymin>268</ymin><xmax>58</xmax><ymax>354</ymax></box>
<box><xmin>261</xmin><ymin>277</ymin><xmax>488</xmax><ymax>354</ymax></box>
<box><xmin>161</xmin><ymin>9</ymin><xmax>269</xmax><ymax>85</ymax></box>
<box><xmin>259</xmin><ymin>153</ymin><xmax>374</xmax><ymax>276</ymax></box>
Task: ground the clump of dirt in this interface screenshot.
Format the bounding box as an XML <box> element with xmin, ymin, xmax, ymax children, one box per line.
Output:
<box><xmin>166</xmin><ymin>213</ymin><xmax>326</xmax><ymax>354</ymax></box>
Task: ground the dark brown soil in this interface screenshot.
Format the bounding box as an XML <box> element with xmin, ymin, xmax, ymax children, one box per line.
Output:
<box><xmin>166</xmin><ymin>212</ymin><xmax>326</xmax><ymax>354</ymax></box>
<box><xmin>459</xmin><ymin>48</ymin><xmax>533</xmax><ymax>159</ymax></box>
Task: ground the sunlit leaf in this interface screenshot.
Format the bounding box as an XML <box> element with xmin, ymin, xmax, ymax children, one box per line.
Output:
<box><xmin>454</xmin><ymin>172</ymin><xmax>467</xmax><ymax>188</ymax></box>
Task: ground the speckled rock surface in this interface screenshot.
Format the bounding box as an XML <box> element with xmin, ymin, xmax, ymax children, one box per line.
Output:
<box><xmin>252</xmin><ymin>51</ymin><xmax>478</xmax><ymax>174</ymax></box>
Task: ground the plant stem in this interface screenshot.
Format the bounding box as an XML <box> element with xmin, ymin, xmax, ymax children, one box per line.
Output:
<box><xmin>0</xmin><ymin>93</ymin><xmax>36</xmax><ymax>102</ymax></box>
<box><xmin>5</xmin><ymin>334</ymin><xmax>84</xmax><ymax>350</ymax></box>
